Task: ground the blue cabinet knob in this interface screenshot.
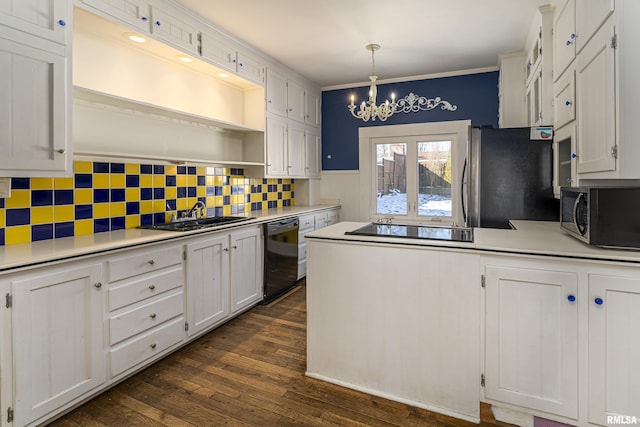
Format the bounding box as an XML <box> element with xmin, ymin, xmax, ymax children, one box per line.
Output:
<box><xmin>566</xmin><ymin>178</ymin><xmax>572</xmax><ymax>184</ymax></box>
<box><xmin>141</xmin><ymin>16</ymin><xmax>148</xmax><ymax>21</ymax></box>
<box><xmin>595</xmin><ymin>297</ymin><xmax>604</xmax><ymax>305</ymax></box>
<box><xmin>565</xmin><ymin>100</ymin><xmax>572</xmax><ymax>106</ymax></box>
<box><xmin>570</xmin><ymin>33</ymin><xmax>576</xmax><ymax>39</ymax></box>
<box><xmin>155</xmin><ymin>20</ymin><xmax>161</xmax><ymax>26</ymax></box>
<box><xmin>567</xmin><ymin>295</ymin><xmax>576</xmax><ymax>302</ymax></box>
<box><xmin>58</xmin><ymin>19</ymin><xmax>66</xmax><ymax>26</ymax></box>
<box><xmin>571</xmin><ymin>153</ymin><xmax>577</xmax><ymax>159</ymax></box>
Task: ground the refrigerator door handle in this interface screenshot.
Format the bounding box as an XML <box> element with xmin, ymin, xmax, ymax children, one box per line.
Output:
<box><xmin>461</xmin><ymin>157</ymin><xmax>468</xmax><ymax>226</ymax></box>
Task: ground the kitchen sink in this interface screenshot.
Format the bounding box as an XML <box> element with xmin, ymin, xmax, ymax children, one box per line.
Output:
<box><xmin>140</xmin><ymin>216</ymin><xmax>255</xmax><ymax>232</ymax></box>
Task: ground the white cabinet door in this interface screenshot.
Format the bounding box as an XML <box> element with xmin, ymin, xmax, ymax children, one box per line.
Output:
<box><xmin>11</xmin><ymin>263</ymin><xmax>104</xmax><ymax>427</ymax></box>
<box><xmin>266</xmin><ymin>69</ymin><xmax>288</xmax><ymax>117</ymax></box>
<box><xmin>554</xmin><ymin>68</ymin><xmax>575</xmax><ymax>129</ymax></box>
<box><xmin>305</xmin><ymin>126</ymin><xmax>321</xmax><ymax>178</ymax></box>
<box><xmin>554</xmin><ymin>0</ymin><xmax>576</xmax><ymax>81</ymax></box>
<box><xmin>0</xmin><ymin>0</ymin><xmax>70</xmax><ymax>45</ymax></box>
<box><xmin>575</xmin><ymin>19</ymin><xmax>616</xmax><ymax>175</ymax></box>
<box><xmin>185</xmin><ymin>235</ymin><xmax>229</xmax><ymax>337</ymax></box>
<box><xmin>149</xmin><ymin>3</ymin><xmax>198</xmax><ymax>55</ymax></box>
<box><xmin>230</xmin><ymin>227</ymin><xmax>263</xmax><ymax>313</ymax></box>
<box><xmin>576</xmin><ymin>0</ymin><xmax>615</xmax><ymax>53</ymax></box>
<box><xmin>0</xmin><ymin>36</ymin><xmax>70</xmax><ymax>176</ymax></box>
<box><xmin>287</xmin><ymin>79</ymin><xmax>305</xmax><ymax>123</ymax></box>
<box><xmin>588</xmin><ymin>273</ymin><xmax>640</xmax><ymax>426</ymax></box>
<box><xmin>265</xmin><ymin>115</ymin><xmax>288</xmax><ymax>177</ymax></box>
<box><xmin>80</xmin><ymin>0</ymin><xmax>149</xmax><ymax>32</ymax></box>
<box><xmin>305</xmin><ymin>88</ymin><xmax>320</xmax><ymax>127</ymax></box>
<box><xmin>287</xmin><ymin>121</ymin><xmax>306</xmax><ymax>177</ymax></box>
<box><xmin>484</xmin><ymin>263</ymin><xmax>578</xmax><ymax>418</ymax></box>
<box><xmin>236</xmin><ymin>51</ymin><xmax>265</xmax><ymax>85</ymax></box>
<box><xmin>200</xmin><ymin>29</ymin><xmax>236</xmax><ymax>73</ymax></box>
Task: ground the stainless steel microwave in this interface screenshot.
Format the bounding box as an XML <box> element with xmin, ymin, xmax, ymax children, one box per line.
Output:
<box><xmin>560</xmin><ymin>186</ymin><xmax>640</xmax><ymax>249</ymax></box>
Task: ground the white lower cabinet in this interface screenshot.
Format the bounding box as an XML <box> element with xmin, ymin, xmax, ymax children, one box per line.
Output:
<box><xmin>298</xmin><ymin>208</ymin><xmax>340</xmax><ymax>280</ymax></box>
<box><xmin>483</xmin><ymin>258</ymin><xmax>579</xmax><ymax>419</ymax></box>
<box><xmin>588</xmin><ymin>271</ymin><xmax>640</xmax><ymax>426</ymax></box>
<box><xmin>186</xmin><ymin>226</ymin><xmax>263</xmax><ymax>337</ymax></box>
<box><xmin>7</xmin><ymin>261</ymin><xmax>105</xmax><ymax>427</ymax></box>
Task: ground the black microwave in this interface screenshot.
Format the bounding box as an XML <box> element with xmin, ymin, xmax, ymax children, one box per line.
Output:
<box><xmin>560</xmin><ymin>186</ymin><xmax>640</xmax><ymax>249</ymax></box>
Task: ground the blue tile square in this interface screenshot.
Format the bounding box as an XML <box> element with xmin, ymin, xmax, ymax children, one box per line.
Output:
<box><xmin>140</xmin><ymin>214</ymin><xmax>153</xmax><ymax>226</ymax></box>
<box><xmin>197</xmin><ymin>176</ymin><xmax>205</xmax><ymax>186</ymax></box>
<box><xmin>111</xmin><ymin>216</ymin><xmax>125</xmax><ymax>231</ymax></box>
<box><xmin>268</xmin><ymin>200</ymin><xmax>277</xmax><ymax>208</ymax></box>
<box><xmin>74</xmin><ymin>174</ymin><xmax>92</xmax><ymax>188</ymax></box>
<box><xmin>284</xmin><ymin>184</ymin><xmax>291</xmax><ymax>191</ymax></box>
<box><xmin>165</xmin><ymin>175</ymin><xmax>176</xmax><ymax>186</ymax></box>
<box><xmin>32</xmin><ymin>224</ymin><xmax>53</xmax><ymax>242</ymax></box>
<box><xmin>94</xmin><ymin>218</ymin><xmax>110</xmax><ymax>233</ymax></box>
<box><xmin>153</xmin><ymin>213</ymin><xmax>165</xmax><ymax>225</ymax></box>
<box><xmin>6</xmin><ymin>208</ymin><xmax>30</xmax><ymax>226</ymax></box>
<box><xmin>110</xmin><ymin>163</ymin><xmax>125</xmax><ymax>173</ymax></box>
<box><xmin>231</xmin><ymin>204</ymin><xmax>238</xmax><ymax>214</ymax></box>
<box><xmin>166</xmin><ymin>199</ymin><xmax>176</xmax><ymax>210</ymax></box>
<box><xmin>140</xmin><ymin>164</ymin><xmax>153</xmax><ymax>174</ymax></box>
<box><xmin>31</xmin><ymin>190</ymin><xmax>53</xmax><ymax>206</ymax></box>
<box><xmin>0</xmin><ymin>228</ymin><xmax>5</xmax><ymax>246</ymax></box>
<box><xmin>75</xmin><ymin>204</ymin><xmax>93</xmax><ymax>220</ymax></box>
<box><xmin>231</xmin><ymin>185</ymin><xmax>239</xmax><ymax>195</ymax></box>
<box><xmin>187</xmin><ymin>166</ymin><xmax>196</xmax><ymax>175</ymax></box>
<box><xmin>206</xmin><ymin>186</ymin><xmax>215</xmax><ymax>196</ymax></box>
<box><xmin>0</xmin><ymin>199</ymin><xmax>4</xmax><ymax>209</ymax></box>
<box><xmin>278</xmin><ymin>192</ymin><xmax>283</xmax><ymax>200</ymax></box>
<box><xmin>245</xmin><ymin>194</ymin><xmax>251</xmax><ymax>203</ymax></box>
<box><xmin>153</xmin><ymin>165</ymin><xmax>164</xmax><ymax>174</ymax></box>
<box><xmin>215</xmin><ymin>186</ymin><xmax>223</xmax><ymax>196</ymax></box>
<box><xmin>177</xmin><ymin>166</ymin><xmax>186</xmax><ymax>175</ymax></box>
<box><xmin>177</xmin><ymin>187</ymin><xmax>187</xmax><ymax>198</ymax></box>
<box><xmin>214</xmin><ymin>206</ymin><xmax>223</xmax><ymax>216</ymax></box>
<box><xmin>54</xmin><ymin>222</ymin><xmax>74</xmax><ymax>238</ymax></box>
<box><xmin>141</xmin><ymin>188</ymin><xmax>153</xmax><ymax>200</ymax></box>
<box><xmin>93</xmin><ymin>162</ymin><xmax>109</xmax><ymax>173</ymax></box>
<box><xmin>262</xmin><ymin>193</ymin><xmax>267</xmax><ymax>201</ymax></box>
<box><xmin>111</xmin><ymin>189</ymin><xmax>126</xmax><ymax>202</ymax></box>
<box><xmin>198</xmin><ymin>197</ymin><xmax>206</xmax><ymax>204</ymax></box>
<box><xmin>153</xmin><ymin>188</ymin><xmax>165</xmax><ymax>200</ymax></box>
<box><xmin>222</xmin><ymin>176</ymin><xmax>229</xmax><ymax>185</ymax></box>
<box><xmin>126</xmin><ymin>175</ymin><xmax>140</xmax><ymax>187</ymax></box>
<box><xmin>223</xmin><ymin>195</ymin><xmax>230</xmax><ymax>205</ymax></box>
<box><xmin>11</xmin><ymin>178</ymin><xmax>30</xmax><ymax>189</ymax></box>
<box><xmin>291</xmin><ymin>191</ymin><xmax>294</xmax><ymax>198</ymax></box>
<box><xmin>278</xmin><ymin>178</ymin><xmax>283</xmax><ymax>184</ymax></box>
<box><xmin>283</xmin><ymin>199</ymin><xmax>291</xmax><ymax>207</ymax></box>
<box><xmin>126</xmin><ymin>202</ymin><xmax>140</xmax><ymax>215</ymax></box>
<box><xmin>187</xmin><ymin>187</ymin><xmax>196</xmax><ymax>197</ymax></box>
<box><xmin>93</xmin><ymin>189</ymin><xmax>109</xmax><ymax>203</ymax></box>
<box><xmin>206</xmin><ymin>207</ymin><xmax>216</xmax><ymax>217</ymax></box>
<box><xmin>54</xmin><ymin>189</ymin><xmax>74</xmax><ymax>205</ymax></box>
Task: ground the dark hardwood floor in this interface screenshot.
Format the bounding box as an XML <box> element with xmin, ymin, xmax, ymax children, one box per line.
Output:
<box><xmin>50</xmin><ymin>280</ymin><xmax>507</xmax><ymax>426</ymax></box>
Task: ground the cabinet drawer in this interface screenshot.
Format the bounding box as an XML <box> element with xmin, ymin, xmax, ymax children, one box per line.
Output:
<box><xmin>314</xmin><ymin>213</ymin><xmax>327</xmax><ymax>229</ymax></box>
<box><xmin>299</xmin><ymin>214</ymin><xmax>315</xmax><ymax>231</ymax></box>
<box><xmin>109</xmin><ymin>317</ymin><xmax>184</xmax><ymax>378</ymax></box>
<box><xmin>107</xmin><ymin>245</ymin><xmax>182</xmax><ymax>282</ymax></box>
<box><xmin>109</xmin><ymin>291</ymin><xmax>184</xmax><ymax>345</ymax></box>
<box><xmin>554</xmin><ymin>69</ymin><xmax>575</xmax><ymax>128</ymax></box>
<box><xmin>108</xmin><ymin>266</ymin><xmax>183</xmax><ymax>311</ymax></box>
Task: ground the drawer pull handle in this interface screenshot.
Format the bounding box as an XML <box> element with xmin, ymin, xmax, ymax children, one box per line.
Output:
<box><xmin>149</xmin><ymin>285</ymin><xmax>156</xmax><ymax>290</ymax></box>
<box><xmin>148</xmin><ymin>259</ymin><xmax>155</xmax><ymax>265</ymax></box>
<box><xmin>150</xmin><ymin>313</ymin><xmax>157</xmax><ymax>319</ymax></box>
<box><xmin>94</xmin><ymin>282</ymin><xmax>102</xmax><ymax>288</ymax></box>
<box><xmin>150</xmin><ymin>343</ymin><xmax>157</xmax><ymax>349</ymax></box>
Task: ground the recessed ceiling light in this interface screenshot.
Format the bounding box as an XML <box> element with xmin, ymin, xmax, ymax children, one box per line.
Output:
<box><xmin>217</xmin><ymin>73</ymin><xmax>229</xmax><ymax>78</ymax></box>
<box><xmin>178</xmin><ymin>56</ymin><xmax>193</xmax><ymax>63</ymax></box>
<box><xmin>124</xmin><ymin>32</ymin><xmax>146</xmax><ymax>43</ymax></box>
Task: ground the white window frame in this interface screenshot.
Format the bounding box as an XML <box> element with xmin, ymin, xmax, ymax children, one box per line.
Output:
<box><xmin>358</xmin><ymin>120</ymin><xmax>470</xmax><ymax>226</ymax></box>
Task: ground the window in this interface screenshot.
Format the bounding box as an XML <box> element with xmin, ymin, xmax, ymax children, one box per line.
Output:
<box><xmin>359</xmin><ymin>121</ymin><xmax>470</xmax><ymax>226</ymax></box>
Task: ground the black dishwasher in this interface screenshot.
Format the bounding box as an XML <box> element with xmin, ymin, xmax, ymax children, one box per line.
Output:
<box><xmin>262</xmin><ymin>217</ymin><xmax>299</xmax><ymax>304</ymax></box>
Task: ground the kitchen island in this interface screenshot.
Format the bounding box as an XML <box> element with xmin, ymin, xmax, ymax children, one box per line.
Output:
<box><xmin>305</xmin><ymin>221</ymin><xmax>640</xmax><ymax>426</ymax></box>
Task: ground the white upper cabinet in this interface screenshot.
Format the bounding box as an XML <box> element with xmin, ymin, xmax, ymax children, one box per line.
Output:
<box><xmin>266</xmin><ymin>68</ymin><xmax>321</xmax><ymax>125</ymax></box>
<box><xmin>287</xmin><ymin>79</ymin><xmax>305</xmax><ymax>123</ymax></box>
<box><xmin>305</xmin><ymin>126</ymin><xmax>321</xmax><ymax>178</ymax></box>
<box><xmin>200</xmin><ymin>29</ymin><xmax>265</xmax><ymax>85</ymax></box>
<box><xmin>266</xmin><ymin>68</ymin><xmax>288</xmax><ymax>117</ymax></box>
<box><xmin>576</xmin><ymin>0</ymin><xmax>615</xmax><ymax>53</ymax></box>
<box><xmin>553</xmin><ymin>0</ymin><xmax>575</xmax><ymax>81</ymax></box>
<box><xmin>148</xmin><ymin>3</ymin><xmax>198</xmax><ymax>55</ymax></box>
<box><xmin>235</xmin><ymin>51</ymin><xmax>265</xmax><ymax>85</ymax></box>
<box><xmin>287</xmin><ymin>121</ymin><xmax>306</xmax><ymax>177</ymax></box>
<box><xmin>0</xmin><ymin>0</ymin><xmax>70</xmax><ymax>45</ymax></box>
<box><xmin>305</xmin><ymin>88</ymin><xmax>321</xmax><ymax>127</ymax></box>
<box><xmin>79</xmin><ymin>0</ymin><xmax>150</xmax><ymax>32</ymax></box>
<box><xmin>0</xmin><ymin>0</ymin><xmax>71</xmax><ymax>177</ymax></box>
<box><xmin>265</xmin><ymin>114</ymin><xmax>288</xmax><ymax>177</ymax></box>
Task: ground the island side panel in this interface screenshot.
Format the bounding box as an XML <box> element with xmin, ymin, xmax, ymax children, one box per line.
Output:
<box><xmin>306</xmin><ymin>238</ymin><xmax>481</xmax><ymax>422</ymax></box>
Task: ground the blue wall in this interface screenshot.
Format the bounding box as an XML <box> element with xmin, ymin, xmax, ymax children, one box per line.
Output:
<box><xmin>321</xmin><ymin>71</ymin><xmax>499</xmax><ymax>170</ymax></box>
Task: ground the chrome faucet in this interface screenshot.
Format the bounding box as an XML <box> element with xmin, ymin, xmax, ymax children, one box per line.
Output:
<box><xmin>184</xmin><ymin>201</ymin><xmax>206</xmax><ymax>219</ymax></box>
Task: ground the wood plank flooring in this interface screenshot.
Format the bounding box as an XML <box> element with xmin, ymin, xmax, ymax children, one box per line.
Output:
<box><xmin>50</xmin><ymin>281</ymin><xmax>508</xmax><ymax>427</ymax></box>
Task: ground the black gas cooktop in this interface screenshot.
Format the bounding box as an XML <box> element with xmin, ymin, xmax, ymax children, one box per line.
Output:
<box><xmin>345</xmin><ymin>223</ymin><xmax>474</xmax><ymax>243</ymax></box>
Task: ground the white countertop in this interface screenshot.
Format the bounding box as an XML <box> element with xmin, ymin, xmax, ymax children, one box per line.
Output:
<box><xmin>306</xmin><ymin>220</ymin><xmax>640</xmax><ymax>264</ymax></box>
<box><xmin>0</xmin><ymin>205</ymin><xmax>339</xmax><ymax>272</ymax></box>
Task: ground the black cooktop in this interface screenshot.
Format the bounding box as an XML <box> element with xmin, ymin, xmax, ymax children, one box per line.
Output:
<box><xmin>345</xmin><ymin>223</ymin><xmax>474</xmax><ymax>243</ymax></box>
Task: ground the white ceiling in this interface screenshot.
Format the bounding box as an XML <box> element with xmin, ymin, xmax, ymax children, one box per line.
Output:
<box><xmin>175</xmin><ymin>0</ymin><xmax>547</xmax><ymax>88</ymax></box>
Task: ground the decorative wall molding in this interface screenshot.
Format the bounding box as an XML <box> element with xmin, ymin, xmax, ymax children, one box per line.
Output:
<box><xmin>396</xmin><ymin>92</ymin><xmax>458</xmax><ymax>113</ymax></box>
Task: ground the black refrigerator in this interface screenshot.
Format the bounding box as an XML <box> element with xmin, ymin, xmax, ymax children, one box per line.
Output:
<box><xmin>466</xmin><ymin>127</ymin><xmax>559</xmax><ymax>229</ymax></box>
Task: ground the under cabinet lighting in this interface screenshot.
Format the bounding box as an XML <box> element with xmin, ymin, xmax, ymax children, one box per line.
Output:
<box><xmin>124</xmin><ymin>32</ymin><xmax>146</xmax><ymax>43</ymax></box>
<box><xmin>217</xmin><ymin>73</ymin><xmax>229</xmax><ymax>78</ymax></box>
<box><xmin>177</xmin><ymin>56</ymin><xmax>193</xmax><ymax>63</ymax></box>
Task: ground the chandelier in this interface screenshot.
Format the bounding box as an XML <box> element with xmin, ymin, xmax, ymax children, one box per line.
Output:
<box><xmin>348</xmin><ymin>44</ymin><xmax>397</xmax><ymax>122</ymax></box>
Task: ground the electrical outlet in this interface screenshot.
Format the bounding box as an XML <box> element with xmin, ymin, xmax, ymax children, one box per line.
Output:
<box><xmin>0</xmin><ymin>178</ymin><xmax>12</xmax><ymax>198</ymax></box>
